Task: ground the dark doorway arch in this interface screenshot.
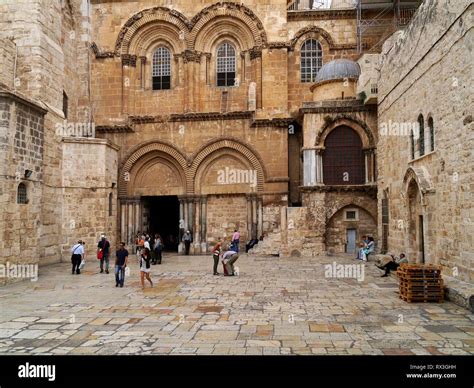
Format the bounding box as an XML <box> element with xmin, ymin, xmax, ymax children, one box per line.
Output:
<box><xmin>323</xmin><ymin>126</ymin><xmax>364</xmax><ymax>185</ymax></box>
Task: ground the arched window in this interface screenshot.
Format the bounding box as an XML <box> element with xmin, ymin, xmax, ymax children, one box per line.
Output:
<box><xmin>428</xmin><ymin>116</ymin><xmax>434</xmax><ymax>152</ymax></box>
<box><xmin>323</xmin><ymin>126</ymin><xmax>364</xmax><ymax>185</ymax></box>
<box><xmin>217</xmin><ymin>42</ymin><xmax>236</xmax><ymax>87</ymax></box>
<box><xmin>108</xmin><ymin>193</ymin><xmax>113</xmax><ymax>217</ymax></box>
<box><xmin>152</xmin><ymin>47</ymin><xmax>171</xmax><ymax>90</ymax></box>
<box><xmin>301</xmin><ymin>39</ymin><xmax>322</xmax><ymax>83</ymax></box>
<box><xmin>418</xmin><ymin>114</ymin><xmax>425</xmax><ymax>156</ymax></box>
<box><xmin>17</xmin><ymin>183</ymin><xmax>27</xmax><ymax>204</ymax></box>
<box><xmin>410</xmin><ymin>129</ymin><xmax>415</xmax><ymax>160</ymax></box>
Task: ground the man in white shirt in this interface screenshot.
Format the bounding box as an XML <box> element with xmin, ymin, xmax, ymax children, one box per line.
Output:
<box><xmin>221</xmin><ymin>249</ymin><xmax>239</xmax><ymax>276</ymax></box>
<box><xmin>71</xmin><ymin>240</ymin><xmax>85</xmax><ymax>275</ymax></box>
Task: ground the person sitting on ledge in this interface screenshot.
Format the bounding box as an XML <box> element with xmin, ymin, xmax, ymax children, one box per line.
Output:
<box><xmin>245</xmin><ymin>238</ymin><xmax>259</xmax><ymax>253</ymax></box>
<box><xmin>378</xmin><ymin>253</ymin><xmax>408</xmax><ymax>277</ymax></box>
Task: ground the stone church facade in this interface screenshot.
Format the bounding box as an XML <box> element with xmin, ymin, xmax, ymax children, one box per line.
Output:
<box><xmin>0</xmin><ymin>0</ymin><xmax>472</xmax><ymax>287</ymax></box>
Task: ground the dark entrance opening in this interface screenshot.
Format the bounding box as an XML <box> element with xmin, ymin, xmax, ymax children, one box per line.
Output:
<box><xmin>144</xmin><ymin>196</ymin><xmax>180</xmax><ymax>252</ymax></box>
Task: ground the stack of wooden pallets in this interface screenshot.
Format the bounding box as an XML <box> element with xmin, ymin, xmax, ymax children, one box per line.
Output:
<box><xmin>397</xmin><ymin>264</ymin><xmax>444</xmax><ymax>303</ymax></box>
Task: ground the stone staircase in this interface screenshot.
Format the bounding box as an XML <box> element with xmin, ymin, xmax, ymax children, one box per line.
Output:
<box><xmin>248</xmin><ymin>231</ymin><xmax>281</xmax><ymax>256</ymax></box>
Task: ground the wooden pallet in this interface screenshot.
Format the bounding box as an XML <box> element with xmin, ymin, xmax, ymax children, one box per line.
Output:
<box><xmin>397</xmin><ymin>264</ymin><xmax>444</xmax><ymax>303</ymax></box>
<box><xmin>400</xmin><ymin>295</ymin><xmax>444</xmax><ymax>303</ymax></box>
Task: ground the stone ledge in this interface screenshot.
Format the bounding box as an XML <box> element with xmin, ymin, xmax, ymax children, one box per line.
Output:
<box><xmin>443</xmin><ymin>275</ymin><xmax>474</xmax><ymax>313</ymax></box>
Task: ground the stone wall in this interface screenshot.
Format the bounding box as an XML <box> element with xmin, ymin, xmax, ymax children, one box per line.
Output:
<box><xmin>0</xmin><ymin>38</ymin><xmax>16</xmax><ymax>90</ymax></box>
<box><xmin>206</xmin><ymin>194</ymin><xmax>248</xmax><ymax>250</ymax></box>
<box><xmin>326</xmin><ymin>205</ymin><xmax>377</xmax><ymax>254</ymax></box>
<box><xmin>377</xmin><ymin>0</ymin><xmax>473</xmax><ymax>282</ymax></box>
<box><xmin>0</xmin><ymin>93</ymin><xmax>47</xmax><ymax>285</ymax></box>
<box><xmin>61</xmin><ymin>137</ymin><xmax>119</xmax><ymax>256</ymax></box>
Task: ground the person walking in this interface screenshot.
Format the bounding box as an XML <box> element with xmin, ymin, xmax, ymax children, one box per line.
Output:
<box><xmin>212</xmin><ymin>239</ymin><xmax>222</xmax><ymax>275</ymax></box>
<box><xmin>71</xmin><ymin>240</ymin><xmax>84</xmax><ymax>275</ymax></box>
<box><xmin>182</xmin><ymin>230</ymin><xmax>192</xmax><ymax>255</ymax></box>
<box><xmin>231</xmin><ymin>229</ymin><xmax>240</xmax><ymax>252</ymax></box>
<box><xmin>139</xmin><ymin>248</ymin><xmax>153</xmax><ymax>289</ymax></box>
<box><xmin>97</xmin><ymin>234</ymin><xmax>111</xmax><ymax>274</ymax></box>
<box><xmin>115</xmin><ymin>242</ymin><xmax>128</xmax><ymax>287</ymax></box>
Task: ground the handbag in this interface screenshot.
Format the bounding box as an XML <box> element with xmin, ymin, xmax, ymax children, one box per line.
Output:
<box><xmin>97</xmin><ymin>249</ymin><xmax>103</xmax><ymax>260</ymax></box>
<box><xmin>79</xmin><ymin>259</ymin><xmax>85</xmax><ymax>270</ymax></box>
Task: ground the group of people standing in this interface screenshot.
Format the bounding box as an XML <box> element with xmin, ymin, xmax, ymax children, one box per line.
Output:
<box><xmin>135</xmin><ymin>232</ymin><xmax>163</xmax><ymax>265</ymax></box>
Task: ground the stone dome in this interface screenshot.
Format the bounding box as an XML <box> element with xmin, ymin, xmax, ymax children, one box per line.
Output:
<box><xmin>315</xmin><ymin>59</ymin><xmax>361</xmax><ymax>83</ymax></box>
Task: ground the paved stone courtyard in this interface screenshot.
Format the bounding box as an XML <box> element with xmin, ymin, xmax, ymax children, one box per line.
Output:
<box><xmin>0</xmin><ymin>254</ymin><xmax>472</xmax><ymax>355</ymax></box>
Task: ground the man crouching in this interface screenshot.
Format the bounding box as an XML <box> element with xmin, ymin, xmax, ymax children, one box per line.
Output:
<box><xmin>221</xmin><ymin>248</ymin><xmax>239</xmax><ymax>276</ymax></box>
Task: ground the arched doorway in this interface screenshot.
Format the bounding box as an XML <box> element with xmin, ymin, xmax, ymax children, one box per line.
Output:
<box><xmin>323</xmin><ymin>126</ymin><xmax>364</xmax><ymax>185</ymax></box>
<box><xmin>118</xmin><ymin>143</ymin><xmax>188</xmax><ymax>251</ymax></box>
<box><xmin>326</xmin><ymin>205</ymin><xmax>377</xmax><ymax>254</ymax></box>
<box><xmin>407</xmin><ymin>179</ymin><xmax>425</xmax><ymax>263</ymax></box>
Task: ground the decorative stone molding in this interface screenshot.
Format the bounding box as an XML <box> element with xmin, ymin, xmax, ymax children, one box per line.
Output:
<box><xmin>188</xmin><ymin>2</ymin><xmax>267</xmax><ymax>49</ymax></box>
<box><xmin>301</xmin><ymin>100</ymin><xmax>377</xmax><ymax>114</ymax></box>
<box><xmin>169</xmin><ymin>111</ymin><xmax>253</xmax><ymax>122</ymax></box>
<box><xmin>249</xmin><ymin>47</ymin><xmax>263</xmax><ymax>60</ymax></box>
<box><xmin>315</xmin><ymin>115</ymin><xmax>376</xmax><ymax>148</ymax></box>
<box><xmin>287</xmin><ymin>9</ymin><xmax>356</xmax><ymax>22</ymax></box>
<box><xmin>91</xmin><ymin>42</ymin><xmax>116</xmax><ymax>58</ymax></box>
<box><xmin>267</xmin><ymin>42</ymin><xmax>291</xmax><ymax>50</ymax></box>
<box><xmin>251</xmin><ymin>118</ymin><xmax>293</xmax><ymax>127</ymax></box>
<box><xmin>301</xmin><ymin>184</ymin><xmax>377</xmax><ymax>196</ymax></box>
<box><xmin>96</xmin><ymin>125</ymin><xmax>134</xmax><ymax>133</ymax></box>
<box><xmin>403</xmin><ymin>166</ymin><xmax>435</xmax><ymax>195</ymax></box>
<box><xmin>121</xmin><ymin>54</ymin><xmax>137</xmax><ymax>67</ymax></box>
<box><xmin>189</xmin><ymin>137</ymin><xmax>267</xmax><ymax>193</ymax></box>
<box><xmin>115</xmin><ymin>7</ymin><xmax>191</xmax><ymax>55</ymax></box>
<box><xmin>113</xmin><ymin>3</ymin><xmax>267</xmax><ymax>57</ymax></box>
<box><xmin>118</xmin><ymin>140</ymin><xmax>190</xmax><ymax>197</ymax></box>
<box><xmin>289</xmin><ymin>26</ymin><xmax>356</xmax><ymax>51</ymax></box>
<box><xmin>182</xmin><ymin>49</ymin><xmax>202</xmax><ymax>63</ymax></box>
<box><xmin>324</xmin><ymin>196</ymin><xmax>378</xmax><ymax>222</ymax></box>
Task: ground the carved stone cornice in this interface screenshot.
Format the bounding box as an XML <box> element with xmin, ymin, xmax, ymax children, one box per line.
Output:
<box><xmin>121</xmin><ymin>54</ymin><xmax>137</xmax><ymax>67</ymax></box>
<box><xmin>249</xmin><ymin>47</ymin><xmax>263</xmax><ymax>60</ymax></box>
<box><xmin>251</xmin><ymin>118</ymin><xmax>293</xmax><ymax>128</ymax></box>
<box><xmin>182</xmin><ymin>49</ymin><xmax>202</xmax><ymax>63</ymax></box>
<box><xmin>90</xmin><ymin>42</ymin><xmax>115</xmax><ymax>59</ymax></box>
<box><xmin>301</xmin><ymin>184</ymin><xmax>377</xmax><ymax>197</ymax></box>
<box><xmin>170</xmin><ymin>111</ymin><xmax>254</xmax><ymax>122</ymax></box>
<box><xmin>95</xmin><ymin>125</ymin><xmax>134</xmax><ymax>133</ymax></box>
<box><xmin>287</xmin><ymin>9</ymin><xmax>356</xmax><ymax>22</ymax></box>
<box><xmin>267</xmin><ymin>42</ymin><xmax>291</xmax><ymax>50</ymax></box>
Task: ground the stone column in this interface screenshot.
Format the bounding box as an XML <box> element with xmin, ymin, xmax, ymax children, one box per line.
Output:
<box><xmin>315</xmin><ymin>149</ymin><xmax>324</xmax><ymax>184</ymax></box>
<box><xmin>246</xmin><ymin>195</ymin><xmax>253</xmax><ymax>241</ymax></box>
<box><xmin>183</xmin><ymin>197</ymin><xmax>189</xmax><ymax>232</ymax></box>
<box><xmin>178</xmin><ymin>197</ymin><xmax>185</xmax><ymax>254</ymax></box>
<box><xmin>252</xmin><ymin>195</ymin><xmax>258</xmax><ymax>239</ymax></box>
<box><xmin>134</xmin><ymin>202</ymin><xmax>140</xmax><ymax>240</ymax></box>
<box><xmin>194</xmin><ymin>196</ymin><xmax>201</xmax><ymax>253</ymax></box>
<box><xmin>200</xmin><ymin>196</ymin><xmax>208</xmax><ymax>253</ymax></box>
<box><xmin>303</xmin><ymin>149</ymin><xmax>317</xmax><ymax>186</ymax></box>
<box><xmin>188</xmin><ymin>198</ymin><xmax>194</xmax><ymax>253</ymax></box>
<box><xmin>257</xmin><ymin>197</ymin><xmax>263</xmax><ymax>238</ymax></box>
<box><xmin>120</xmin><ymin>201</ymin><xmax>126</xmax><ymax>243</ymax></box>
<box><xmin>127</xmin><ymin>202</ymin><xmax>133</xmax><ymax>244</ymax></box>
<box><xmin>364</xmin><ymin>151</ymin><xmax>369</xmax><ymax>184</ymax></box>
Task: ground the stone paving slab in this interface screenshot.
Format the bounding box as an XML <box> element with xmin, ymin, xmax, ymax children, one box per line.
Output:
<box><xmin>0</xmin><ymin>253</ymin><xmax>472</xmax><ymax>355</ymax></box>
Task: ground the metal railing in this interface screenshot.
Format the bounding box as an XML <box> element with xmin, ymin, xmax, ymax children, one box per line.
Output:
<box><xmin>288</xmin><ymin>0</ymin><xmax>356</xmax><ymax>11</ymax></box>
